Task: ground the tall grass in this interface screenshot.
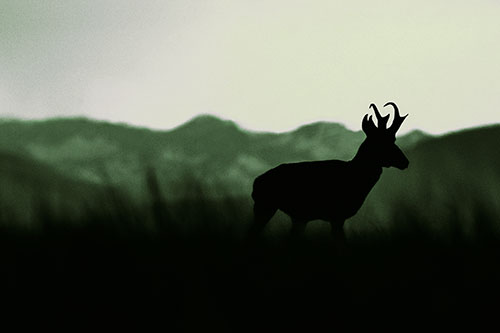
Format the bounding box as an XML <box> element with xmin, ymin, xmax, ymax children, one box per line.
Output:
<box><xmin>1</xmin><ymin>170</ymin><xmax>500</xmax><ymax>331</ymax></box>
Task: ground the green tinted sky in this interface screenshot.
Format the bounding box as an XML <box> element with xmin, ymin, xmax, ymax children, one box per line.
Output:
<box><xmin>0</xmin><ymin>0</ymin><xmax>499</xmax><ymax>134</ymax></box>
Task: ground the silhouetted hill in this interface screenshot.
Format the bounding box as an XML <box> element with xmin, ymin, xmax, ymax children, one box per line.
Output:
<box><xmin>395</xmin><ymin>129</ymin><xmax>429</xmax><ymax>149</ymax></box>
<box><xmin>0</xmin><ymin>115</ymin><xmax>431</xmax><ymax>198</ymax></box>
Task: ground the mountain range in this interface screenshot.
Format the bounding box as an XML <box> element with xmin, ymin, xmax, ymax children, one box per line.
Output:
<box><xmin>0</xmin><ymin>114</ymin><xmax>429</xmax><ymax>199</ymax></box>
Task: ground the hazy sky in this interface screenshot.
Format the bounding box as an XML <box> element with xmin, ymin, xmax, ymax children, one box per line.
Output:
<box><xmin>1</xmin><ymin>0</ymin><xmax>499</xmax><ymax>134</ymax></box>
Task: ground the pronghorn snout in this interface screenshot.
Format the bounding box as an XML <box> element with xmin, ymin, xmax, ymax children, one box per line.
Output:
<box><xmin>395</xmin><ymin>153</ymin><xmax>409</xmax><ymax>170</ymax></box>
<box><xmin>400</xmin><ymin>159</ymin><xmax>409</xmax><ymax>170</ymax></box>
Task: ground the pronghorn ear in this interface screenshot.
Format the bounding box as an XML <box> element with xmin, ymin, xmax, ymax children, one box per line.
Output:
<box><xmin>362</xmin><ymin>114</ymin><xmax>377</xmax><ymax>137</ymax></box>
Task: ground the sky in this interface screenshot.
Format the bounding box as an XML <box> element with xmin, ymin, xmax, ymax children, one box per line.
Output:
<box><xmin>0</xmin><ymin>0</ymin><xmax>499</xmax><ymax>135</ymax></box>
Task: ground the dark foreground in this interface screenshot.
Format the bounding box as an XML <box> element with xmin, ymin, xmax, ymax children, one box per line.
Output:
<box><xmin>1</xmin><ymin>193</ymin><xmax>499</xmax><ymax>332</ymax></box>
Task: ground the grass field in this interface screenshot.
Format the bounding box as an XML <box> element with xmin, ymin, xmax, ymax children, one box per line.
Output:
<box><xmin>1</xmin><ymin>171</ymin><xmax>499</xmax><ymax>331</ymax></box>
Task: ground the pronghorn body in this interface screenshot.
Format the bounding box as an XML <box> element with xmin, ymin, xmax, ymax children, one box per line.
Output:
<box><xmin>252</xmin><ymin>159</ymin><xmax>381</xmax><ymax>223</ymax></box>
<box><xmin>249</xmin><ymin>102</ymin><xmax>409</xmax><ymax>241</ymax></box>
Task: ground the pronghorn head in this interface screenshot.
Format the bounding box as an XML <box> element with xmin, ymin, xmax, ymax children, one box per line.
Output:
<box><xmin>361</xmin><ymin>102</ymin><xmax>409</xmax><ymax>170</ymax></box>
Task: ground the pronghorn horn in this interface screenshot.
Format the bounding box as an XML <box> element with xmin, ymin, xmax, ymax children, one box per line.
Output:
<box><xmin>362</xmin><ymin>114</ymin><xmax>377</xmax><ymax>137</ymax></box>
<box><xmin>369</xmin><ymin>103</ymin><xmax>390</xmax><ymax>129</ymax></box>
<box><xmin>384</xmin><ymin>102</ymin><xmax>408</xmax><ymax>135</ymax></box>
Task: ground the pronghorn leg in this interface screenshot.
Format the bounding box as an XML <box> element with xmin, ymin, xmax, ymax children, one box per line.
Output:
<box><xmin>247</xmin><ymin>202</ymin><xmax>277</xmax><ymax>241</ymax></box>
<box><xmin>330</xmin><ymin>220</ymin><xmax>346</xmax><ymax>253</ymax></box>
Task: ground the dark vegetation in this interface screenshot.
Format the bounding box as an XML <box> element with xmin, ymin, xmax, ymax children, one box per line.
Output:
<box><xmin>2</xmin><ymin>173</ymin><xmax>500</xmax><ymax>331</ymax></box>
<box><xmin>1</xmin><ymin>119</ymin><xmax>499</xmax><ymax>330</ymax></box>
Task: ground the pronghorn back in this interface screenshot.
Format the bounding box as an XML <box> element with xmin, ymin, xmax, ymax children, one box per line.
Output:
<box><xmin>252</xmin><ymin>159</ymin><xmax>380</xmax><ymax>222</ymax></box>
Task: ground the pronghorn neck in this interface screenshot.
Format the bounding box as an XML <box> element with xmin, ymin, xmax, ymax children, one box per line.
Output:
<box><xmin>350</xmin><ymin>139</ymin><xmax>383</xmax><ymax>175</ymax></box>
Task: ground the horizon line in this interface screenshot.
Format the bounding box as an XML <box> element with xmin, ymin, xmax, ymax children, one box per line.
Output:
<box><xmin>0</xmin><ymin>113</ymin><xmax>497</xmax><ymax>137</ymax></box>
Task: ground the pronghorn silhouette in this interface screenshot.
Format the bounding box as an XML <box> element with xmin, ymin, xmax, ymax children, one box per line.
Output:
<box><xmin>250</xmin><ymin>102</ymin><xmax>408</xmax><ymax>243</ymax></box>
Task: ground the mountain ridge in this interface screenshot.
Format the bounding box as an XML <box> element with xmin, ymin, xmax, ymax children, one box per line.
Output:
<box><xmin>0</xmin><ymin>113</ymin><xmax>430</xmax><ymax>138</ymax></box>
<box><xmin>2</xmin><ymin>114</ymin><xmax>494</xmax><ymax>200</ymax></box>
